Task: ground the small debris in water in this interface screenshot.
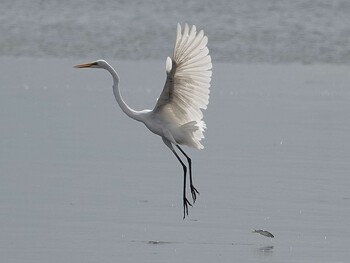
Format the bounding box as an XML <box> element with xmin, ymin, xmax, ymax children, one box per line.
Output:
<box><xmin>147</xmin><ymin>240</ymin><xmax>172</xmax><ymax>245</ymax></box>
<box><xmin>148</xmin><ymin>241</ymin><xmax>160</xmax><ymax>244</ymax></box>
<box><xmin>252</xmin><ymin>229</ymin><xmax>274</xmax><ymax>238</ymax></box>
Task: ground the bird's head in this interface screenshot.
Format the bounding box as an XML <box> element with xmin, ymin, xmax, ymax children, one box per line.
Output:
<box><xmin>74</xmin><ymin>59</ymin><xmax>109</xmax><ymax>69</ymax></box>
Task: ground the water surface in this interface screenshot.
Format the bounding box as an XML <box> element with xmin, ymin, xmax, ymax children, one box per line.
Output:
<box><xmin>2</xmin><ymin>0</ymin><xmax>350</xmax><ymax>63</ymax></box>
<box><xmin>0</xmin><ymin>58</ymin><xmax>349</xmax><ymax>262</ymax></box>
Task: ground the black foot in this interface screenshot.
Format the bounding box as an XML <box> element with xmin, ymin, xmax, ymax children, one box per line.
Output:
<box><xmin>190</xmin><ymin>185</ymin><xmax>200</xmax><ymax>203</ymax></box>
<box><xmin>183</xmin><ymin>197</ymin><xmax>192</xmax><ymax>219</ymax></box>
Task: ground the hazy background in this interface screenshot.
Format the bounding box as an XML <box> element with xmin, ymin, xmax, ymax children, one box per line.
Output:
<box><xmin>2</xmin><ymin>0</ymin><xmax>350</xmax><ymax>64</ymax></box>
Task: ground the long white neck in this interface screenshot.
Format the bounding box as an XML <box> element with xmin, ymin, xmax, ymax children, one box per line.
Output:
<box><xmin>103</xmin><ymin>63</ymin><xmax>142</xmax><ymax>122</ymax></box>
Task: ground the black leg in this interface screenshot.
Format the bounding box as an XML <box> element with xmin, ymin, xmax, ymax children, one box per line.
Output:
<box><xmin>176</xmin><ymin>145</ymin><xmax>200</xmax><ymax>203</ymax></box>
<box><xmin>172</xmin><ymin>149</ymin><xmax>192</xmax><ymax>219</ymax></box>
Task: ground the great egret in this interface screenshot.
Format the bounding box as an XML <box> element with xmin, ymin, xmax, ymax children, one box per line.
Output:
<box><xmin>74</xmin><ymin>24</ymin><xmax>212</xmax><ymax>219</ymax></box>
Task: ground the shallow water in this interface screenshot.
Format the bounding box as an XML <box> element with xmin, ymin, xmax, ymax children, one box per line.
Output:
<box><xmin>0</xmin><ymin>58</ymin><xmax>349</xmax><ymax>262</ymax></box>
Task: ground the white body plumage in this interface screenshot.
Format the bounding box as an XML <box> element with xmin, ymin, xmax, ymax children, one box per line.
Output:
<box><xmin>74</xmin><ymin>24</ymin><xmax>212</xmax><ymax>218</ymax></box>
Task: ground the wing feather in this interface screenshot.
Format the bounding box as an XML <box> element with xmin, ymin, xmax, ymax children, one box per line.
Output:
<box><xmin>153</xmin><ymin>24</ymin><xmax>212</xmax><ymax>149</ymax></box>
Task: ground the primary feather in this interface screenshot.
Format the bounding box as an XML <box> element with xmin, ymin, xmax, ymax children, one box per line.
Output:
<box><xmin>154</xmin><ymin>24</ymin><xmax>212</xmax><ymax>149</ymax></box>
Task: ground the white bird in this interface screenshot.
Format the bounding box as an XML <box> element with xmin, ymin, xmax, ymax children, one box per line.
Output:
<box><xmin>74</xmin><ymin>24</ymin><xmax>212</xmax><ymax>219</ymax></box>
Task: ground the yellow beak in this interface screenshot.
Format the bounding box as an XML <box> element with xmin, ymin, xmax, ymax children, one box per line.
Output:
<box><xmin>73</xmin><ymin>62</ymin><xmax>96</xmax><ymax>68</ymax></box>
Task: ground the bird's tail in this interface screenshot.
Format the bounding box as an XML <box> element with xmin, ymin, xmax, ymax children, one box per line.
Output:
<box><xmin>178</xmin><ymin>121</ymin><xmax>206</xmax><ymax>149</ymax></box>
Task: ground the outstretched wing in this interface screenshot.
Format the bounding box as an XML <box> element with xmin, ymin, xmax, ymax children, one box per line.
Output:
<box><xmin>153</xmin><ymin>24</ymin><xmax>212</xmax><ymax>147</ymax></box>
